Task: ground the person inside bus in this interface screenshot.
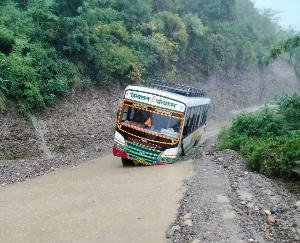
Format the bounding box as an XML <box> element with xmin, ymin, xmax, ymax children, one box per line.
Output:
<box><xmin>144</xmin><ymin>116</ymin><xmax>152</xmax><ymax>127</ymax></box>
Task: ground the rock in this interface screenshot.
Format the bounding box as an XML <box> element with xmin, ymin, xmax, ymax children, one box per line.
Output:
<box><xmin>249</xmin><ymin>239</ymin><xmax>254</xmax><ymax>242</ymax></box>
<box><xmin>266</xmin><ymin>214</ymin><xmax>276</xmax><ymax>225</ymax></box>
<box><xmin>95</xmin><ymin>147</ymin><xmax>101</xmax><ymax>152</ymax></box>
<box><xmin>167</xmin><ymin>225</ymin><xmax>181</xmax><ymax>237</ymax></box>
<box><xmin>246</xmin><ymin>202</ymin><xmax>254</xmax><ymax>210</ymax></box>
<box><xmin>183</xmin><ymin>213</ymin><xmax>192</xmax><ymax>220</ymax></box>
<box><xmin>264</xmin><ymin>210</ymin><xmax>272</xmax><ymax>216</ymax></box>
<box><xmin>231</xmin><ymin>182</ymin><xmax>238</xmax><ymax>188</ymax></box>
<box><xmin>171</xmin><ymin>225</ymin><xmax>181</xmax><ymax>231</ymax></box>
<box><xmin>270</xmin><ymin>207</ymin><xmax>278</xmax><ymax>214</ymax></box>
<box><xmin>183</xmin><ymin>219</ymin><xmax>193</xmax><ymax>227</ymax></box>
<box><xmin>294</xmin><ymin>201</ymin><xmax>300</xmax><ymax>211</ymax></box>
<box><xmin>190</xmin><ymin>239</ymin><xmax>200</xmax><ymax>243</ymax></box>
<box><xmin>296</xmin><ymin>228</ymin><xmax>300</xmax><ymax>241</ymax></box>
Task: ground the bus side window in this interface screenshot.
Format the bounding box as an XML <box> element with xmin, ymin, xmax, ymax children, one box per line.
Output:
<box><xmin>188</xmin><ymin>107</ymin><xmax>195</xmax><ymax>134</ymax></box>
<box><xmin>195</xmin><ymin>106</ymin><xmax>201</xmax><ymax>129</ymax></box>
<box><xmin>191</xmin><ymin>106</ymin><xmax>198</xmax><ymax>132</ymax></box>
<box><xmin>183</xmin><ymin>108</ymin><xmax>190</xmax><ymax>137</ymax></box>
<box><xmin>121</xmin><ymin>106</ymin><xmax>129</xmax><ymax>121</ymax></box>
<box><xmin>202</xmin><ymin>105</ymin><xmax>208</xmax><ymax>125</ymax></box>
<box><xmin>197</xmin><ymin>106</ymin><xmax>203</xmax><ymax>127</ymax></box>
<box><xmin>200</xmin><ymin>105</ymin><xmax>207</xmax><ymax>125</ymax></box>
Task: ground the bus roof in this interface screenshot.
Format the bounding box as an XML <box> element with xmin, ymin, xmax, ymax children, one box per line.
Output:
<box><xmin>125</xmin><ymin>85</ymin><xmax>211</xmax><ymax>108</ymax></box>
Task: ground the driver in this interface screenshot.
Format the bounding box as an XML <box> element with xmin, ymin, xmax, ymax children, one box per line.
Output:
<box><xmin>144</xmin><ymin>116</ymin><xmax>152</xmax><ymax>127</ymax></box>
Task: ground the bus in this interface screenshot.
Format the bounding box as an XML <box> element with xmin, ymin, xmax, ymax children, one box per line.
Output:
<box><xmin>113</xmin><ymin>84</ymin><xmax>210</xmax><ymax>166</ymax></box>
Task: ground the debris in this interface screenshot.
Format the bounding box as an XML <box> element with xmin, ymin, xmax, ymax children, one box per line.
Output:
<box><xmin>183</xmin><ymin>219</ymin><xmax>193</xmax><ymax>227</ymax></box>
<box><xmin>266</xmin><ymin>214</ymin><xmax>276</xmax><ymax>225</ymax></box>
<box><xmin>294</xmin><ymin>201</ymin><xmax>300</xmax><ymax>212</ymax></box>
<box><xmin>183</xmin><ymin>213</ymin><xmax>192</xmax><ymax>220</ymax></box>
<box><xmin>171</xmin><ymin>225</ymin><xmax>181</xmax><ymax>231</ymax></box>
<box><xmin>270</xmin><ymin>207</ymin><xmax>278</xmax><ymax>214</ymax></box>
<box><xmin>264</xmin><ymin>210</ymin><xmax>271</xmax><ymax>216</ymax></box>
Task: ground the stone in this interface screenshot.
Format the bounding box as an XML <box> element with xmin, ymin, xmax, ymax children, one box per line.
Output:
<box><xmin>270</xmin><ymin>207</ymin><xmax>278</xmax><ymax>214</ymax></box>
<box><xmin>232</xmin><ymin>182</ymin><xmax>238</xmax><ymax>189</ymax></box>
<box><xmin>266</xmin><ymin>214</ymin><xmax>276</xmax><ymax>225</ymax></box>
<box><xmin>294</xmin><ymin>201</ymin><xmax>300</xmax><ymax>211</ymax></box>
<box><xmin>190</xmin><ymin>239</ymin><xmax>200</xmax><ymax>243</ymax></box>
<box><xmin>95</xmin><ymin>147</ymin><xmax>101</xmax><ymax>152</ymax></box>
<box><xmin>166</xmin><ymin>225</ymin><xmax>180</xmax><ymax>238</ymax></box>
<box><xmin>171</xmin><ymin>225</ymin><xmax>181</xmax><ymax>231</ymax></box>
<box><xmin>183</xmin><ymin>219</ymin><xmax>193</xmax><ymax>227</ymax></box>
<box><xmin>246</xmin><ymin>202</ymin><xmax>254</xmax><ymax>210</ymax></box>
<box><xmin>264</xmin><ymin>210</ymin><xmax>271</xmax><ymax>216</ymax></box>
<box><xmin>183</xmin><ymin>213</ymin><xmax>192</xmax><ymax>220</ymax></box>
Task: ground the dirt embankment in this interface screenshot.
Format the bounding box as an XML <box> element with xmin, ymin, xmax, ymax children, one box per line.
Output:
<box><xmin>168</xmin><ymin>138</ymin><xmax>300</xmax><ymax>242</ymax></box>
<box><xmin>0</xmin><ymin>60</ymin><xmax>299</xmax><ymax>185</ymax></box>
<box><xmin>0</xmin><ymin>85</ymin><xmax>123</xmax><ymax>185</ymax></box>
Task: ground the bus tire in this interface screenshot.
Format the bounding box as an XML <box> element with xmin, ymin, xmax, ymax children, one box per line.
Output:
<box><xmin>121</xmin><ymin>158</ymin><xmax>134</xmax><ymax>166</ymax></box>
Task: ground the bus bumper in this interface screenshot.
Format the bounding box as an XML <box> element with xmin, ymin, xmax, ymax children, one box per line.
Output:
<box><xmin>113</xmin><ymin>145</ymin><xmax>128</xmax><ymax>159</ymax></box>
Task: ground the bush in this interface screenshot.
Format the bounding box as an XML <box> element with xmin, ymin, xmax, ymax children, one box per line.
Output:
<box><xmin>218</xmin><ymin>94</ymin><xmax>300</xmax><ymax>179</ymax></box>
<box><xmin>0</xmin><ymin>27</ymin><xmax>15</xmax><ymax>55</ymax></box>
<box><xmin>278</xmin><ymin>93</ymin><xmax>300</xmax><ymax>130</ymax></box>
<box><xmin>217</xmin><ymin>108</ymin><xmax>285</xmax><ymax>150</ymax></box>
<box><xmin>241</xmin><ymin>132</ymin><xmax>300</xmax><ymax>177</ymax></box>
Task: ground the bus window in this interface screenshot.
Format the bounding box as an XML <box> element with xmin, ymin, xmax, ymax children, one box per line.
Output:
<box><xmin>201</xmin><ymin>105</ymin><xmax>208</xmax><ymax>125</ymax></box>
<box><xmin>121</xmin><ymin>105</ymin><xmax>182</xmax><ymax>138</ymax></box>
<box><xmin>183</xmin><ymin>108</ymin><xmax>191</xmax><ymax>137</ymax></box>
<box><xmin>194</xmin><ymin>106</ymin><xmax>200</xmax><ymax>130</ymax></box>
<box><xmin>188</xmin><ymin>107</ymin><xmax>194</xmax><ymax>135</ymax></box>
<box><xmin>121</xmin><ymin>106</ymin><xmax>130</xmax><ymax>121</ymax></box>
<box><xmin>197</xmin><ymin>106</ymin><xmax>202</xmax><ymax>127</ymax></box>
<box><xmin>191</xmin><ymin>107</ymin><xmax>197</xmax><ymax>132</ymax></box>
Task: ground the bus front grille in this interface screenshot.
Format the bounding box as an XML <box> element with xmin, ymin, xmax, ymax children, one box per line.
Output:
<box><xmin>125</xmin><ymin>142</ymin><xmax>161</xmax><ymax>164</ymax></box>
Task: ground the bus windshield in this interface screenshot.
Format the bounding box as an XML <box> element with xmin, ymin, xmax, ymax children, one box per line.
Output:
<box><xmin>120</xmin><ymin>105</ymin><xmax>183</xmax><ymax>139</ymax></box>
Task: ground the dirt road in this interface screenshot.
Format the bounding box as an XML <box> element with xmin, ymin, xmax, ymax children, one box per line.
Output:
<box><xmin>0</xmin><ymin>154</ymin><xmax>192</xmax><ymax>243</ymax></box>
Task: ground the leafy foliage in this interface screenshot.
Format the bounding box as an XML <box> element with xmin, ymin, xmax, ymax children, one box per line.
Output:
<box><xmin>218</xmin><ymin>94</ymin><xmax>300</xmax><ymax>178</ymax></box>
<box><xmin>0</xmin><ymin>0</ymin><xmax>286</xmax><ymax>113</ymax></box>
<box><xmin>264</xmin><ymin>35</ymin><xmax>300</xmax><ymax>78</ymax></box>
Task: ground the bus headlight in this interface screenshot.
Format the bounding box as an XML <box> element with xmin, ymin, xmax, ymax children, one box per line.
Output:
<box><xmin>114</xmin><ymin>131</ymin><xmax>125</xmax><ymax>146</ymax></box>
<box><xmin>160</xmin><ymin>147</ymin><xmax>178</xmax><ymax>158</ymax></box>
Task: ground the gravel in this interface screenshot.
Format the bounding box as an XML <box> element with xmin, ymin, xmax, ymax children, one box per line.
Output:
<box><xmin>167</xmin><ymin>136</ymin><xmax>300</xmax><ymax>243</ymax></box>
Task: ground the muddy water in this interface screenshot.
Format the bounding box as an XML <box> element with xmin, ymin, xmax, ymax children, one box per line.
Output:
<box><xmin>0</xmin><ymin>154</ymin><xmax>192</xmax><ymax>243</ymax></box>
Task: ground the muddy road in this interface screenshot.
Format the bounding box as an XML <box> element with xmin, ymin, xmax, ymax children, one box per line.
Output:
<box><xmin>0</xmin><ymin>154</ymin><xmax>192</xmax><ymax>243</ymax></box>
<box><xmin>0</xmin><ymin>106</ymin><xmax>298</xmax><ymax>243</ymax></box>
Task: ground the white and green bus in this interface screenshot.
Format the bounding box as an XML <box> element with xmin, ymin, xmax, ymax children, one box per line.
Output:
<box><xmin>113</xmin><ymin>84</ymin><xmax>210</xmax><ymax>166</ymax></box>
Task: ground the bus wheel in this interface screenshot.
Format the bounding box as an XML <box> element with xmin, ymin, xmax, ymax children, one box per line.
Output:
<box><xmin>121</xmin><ymin>158</ymin><xmax>134</xmax><ymax>166</ymax></box>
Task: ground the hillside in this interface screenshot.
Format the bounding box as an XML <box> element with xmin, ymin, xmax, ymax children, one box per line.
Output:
<box><xmin>0</xmin><ymin>0</ymin><xmax>290</xmax><ymax>114</ymax></box>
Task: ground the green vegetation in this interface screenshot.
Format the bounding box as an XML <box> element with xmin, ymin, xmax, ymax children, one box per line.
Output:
<box><xmin>0</xmin><ymin>0</ymin><xmax>286</xmax><ymax>113</ymax></box>
<box><xmin>218</xmin><ymin>94</ymin><xmax>300</xmax><ymax>178</ymax></box>
<box><xmin>264</xmin><ymin>35</ymin><xmax>300</xmax><ymax>78</ymax></box>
